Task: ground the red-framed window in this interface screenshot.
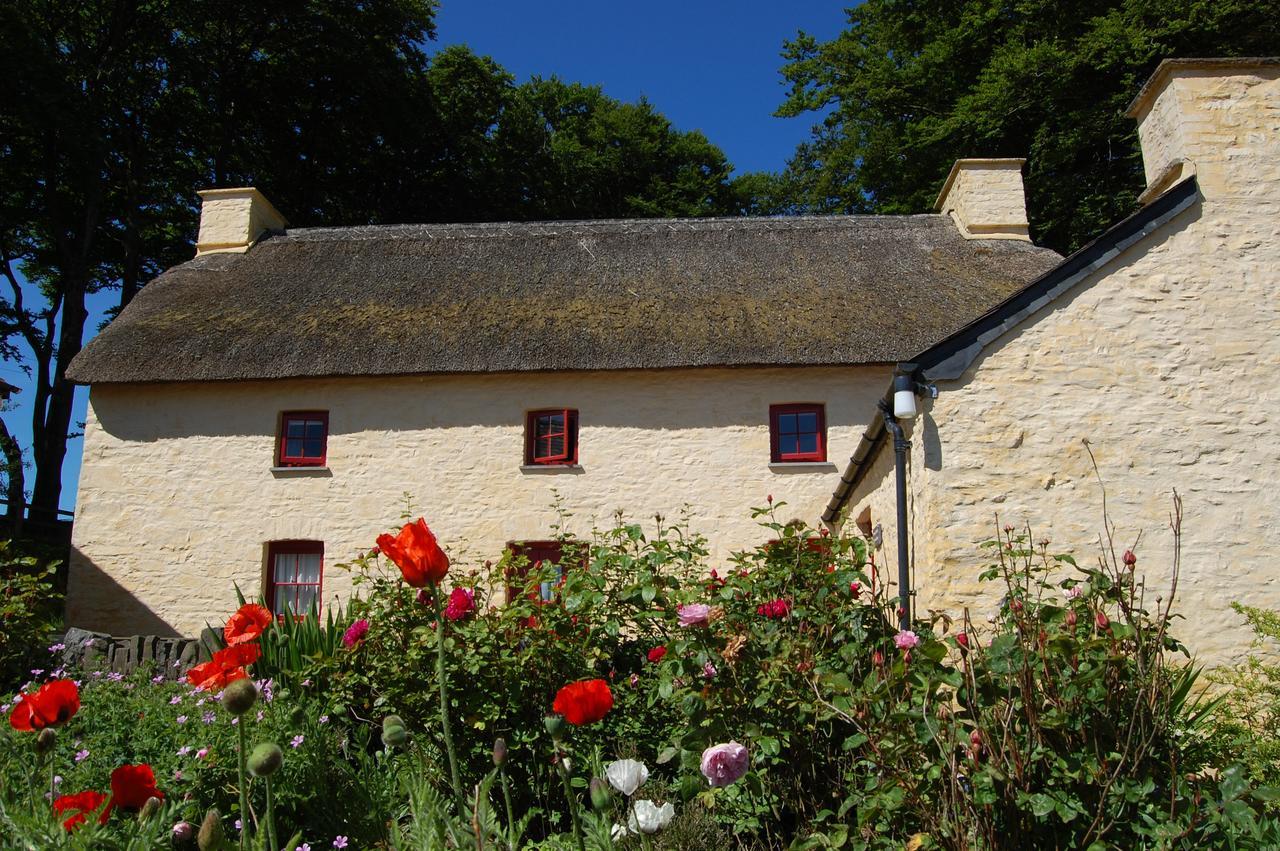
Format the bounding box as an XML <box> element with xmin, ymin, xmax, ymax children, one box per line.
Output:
<box><xmin>504</xmin><ymin>540</ymin><xmax>584</xmax><ymax>603</ymax></box>
<box><xmin>525</xmin><ymin>409</ymin><xmax>578</xmax><ymax>465</ymax></box>
<box><xmin>266</xmin><ymin>540</ymin><xmax>323</xmax><ymax>616</ymax></box>
<box><xmin>769</xmin><ymin>403</ymin><xmax>826</xmax><ymax>462</ymax></box>
<box><xmin>278</xmin><ymin>411</ymin><xmax>328</xmax><ymax>467</ymax></box>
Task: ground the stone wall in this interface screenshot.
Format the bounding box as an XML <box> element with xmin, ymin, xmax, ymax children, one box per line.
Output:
<box><xmin>70</xmin><ymin>365</ymin><xmax>887</xmax><ymax>637</ymax></box>
<box><xmin>55</xmin><ymin>626</ymin><xmax>220</xmax><ymax>679</ymax></box>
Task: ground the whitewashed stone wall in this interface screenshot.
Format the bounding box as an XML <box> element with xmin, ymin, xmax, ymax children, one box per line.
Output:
<box><xmin>848</xmin><ymin>64</ymin><xmax>1280</xmax><ymax>666</ymax></box>
<box><xmin>69</xmin><ymin>366</ymin><xmax>887</xmax><ymax>636</ymax></box>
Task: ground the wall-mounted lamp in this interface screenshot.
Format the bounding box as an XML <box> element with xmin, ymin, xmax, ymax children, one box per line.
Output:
<box><xmin>892</xmin><ymin>372</ymin><xmax>938</xmax><ymax>420</ymax></box>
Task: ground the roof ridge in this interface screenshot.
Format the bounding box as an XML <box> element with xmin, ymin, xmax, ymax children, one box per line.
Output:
<box><xmin>277</xmin><ymin>213</ymin><xmax>948</xmax><ymax>242</ymax></box>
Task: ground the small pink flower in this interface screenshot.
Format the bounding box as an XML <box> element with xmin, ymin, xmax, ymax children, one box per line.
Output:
<box><xmin>677</xmin><ymin>604</ymin><xmax>711</xmax><ymax>627</ymax></box>
<box><xmin>893</xmin><ymin>630</ymin><xmax>921</xmax><ymax>651</ymax></box>
<box><xmin>700</xmin><ymin>742</ymin><xmax>749</xmax><ymax>787</ymax></box>
<box><xmin>196</xmin><ymin>748</ymin><xmax>209</xmax><ymax>759</ymax></box>
<box><xmin>74</xmin><ymin>749</ymin><xmax>89</xmax><ymax>763</ymax></box>
<box><xmin>333</xmin><ymin>837</ymin><xmax>349</xmax><ymax>849</ymax></box>
<box><xmin>1065</xmin><ymin>585</ymin><xmax>1082</xmax><ymax>600</ymax></box>
<box><xmin>703</xmin><ymin>661</ymin><xmax>718</xmax><ymax>679</ymax></box>
<box><xmin>291</xmin><ymin>735</ymin><xmax>304</xmax><ymax>749</ymax></box>
<box><xmin>342</xmin><ymin>619</ymin><xmax>370</xmax><ymax>649</ymax></box>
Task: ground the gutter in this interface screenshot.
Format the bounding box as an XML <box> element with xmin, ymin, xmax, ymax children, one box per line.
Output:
<box><xmin>823</xmin><ymin>176</ymin><xmax>1201</xmax><ymax>526</ymax></box>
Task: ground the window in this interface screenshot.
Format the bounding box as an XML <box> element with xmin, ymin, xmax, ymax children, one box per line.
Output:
<box><xmin>278</xmin><ymin>411</ymin><xmax>328</xmax><ymax>467</ymax></box>
<box><xmin>266</xmin><ymin>540</ymin><xmax>323</xmax><ymax>616</ymax></box>
<box><xmin>770</xmin><ymin>403</ymin><xmax>826</xmax><ymax>462</ymax></box>
<box><xmin>525</xmin><ymin>409</ymin><xmax>578</xmax><ymax>465</ymax></box>
<box><xmin>504</xmin><ymin>540</ymin><xmax>584</xmax><ymax>603</ymax></box>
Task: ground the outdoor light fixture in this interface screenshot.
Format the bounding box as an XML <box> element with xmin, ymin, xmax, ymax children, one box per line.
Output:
<box><xmin>893</xmin><ymin>373</ymin><xmax>918</xmax><ymax>419</ymax></box>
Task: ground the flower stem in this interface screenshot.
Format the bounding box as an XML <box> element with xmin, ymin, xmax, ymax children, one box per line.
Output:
<box><xmin>432</xmin><ymin>584</ymin><xmax>464</xmax><ymax>808</ymax></box>
<box><xmin>264</xmin><ymin>775</ymin><xmax>279</xmax><ymax>851</ymax></box>
<box><xmin>499</xmin><ymin>766</ymin><xmax>517</xmax><ymax>851</ymax></box>
<box><xmin>48</xmin><ymin>749</ymin><xmax>56</xmax><ymax>808</ymax></box>
<box><xmin>641</xmin><ymin>834</ymin><xmax>654</xmax><ymax>851</ymax></box>
<box><xmin>236</xmin><ymin>719</ymin><xmax>250</xmax><ymax>850</ymax></box>
<box><xmin>558</xmin><ymin>762</ymin><xmax>586</xmax><ymax>851</ymax></box>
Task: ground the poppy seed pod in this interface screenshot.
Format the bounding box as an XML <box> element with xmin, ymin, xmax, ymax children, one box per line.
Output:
<box><xmin>544</xmin><ymin>714</ymin><xmax>566</xmax><ymax>740</ymax></box>
<box><xmin>196</xmin><ymin>809</ymin><xmax>224</xmax><ymax>851</ymax></box>
<box><xmin>589</xmin><ymin>777</ymin><xmax>611</xmax><ymax>811</ymax></box>
<box><xmin>382</xmin><ymin>714</ymin><xmax>406</xmax><ymax>731</ymax></box>
<box><xmin>381</xmin><ymin>724</ymin><xmax>409</xmax><ymax>749</ymax></box>
<box><xmin>492</xmin><ymin>737</ymin><xmax>508</xmax><ymax>767</ymax></box>
<box><xmin>247</xmin><ymin>743</ymin><xmax>283</xmax><ymax>778</ymax></box>
<box><xmin>220</xmin><ymin>678</ymin><xmax>258</xmax><ymax>716</ymax></box>
<box><xmin>35</xmin><ymin>727</ymin><xmax>56</xmax><ymax>755</ymax></box>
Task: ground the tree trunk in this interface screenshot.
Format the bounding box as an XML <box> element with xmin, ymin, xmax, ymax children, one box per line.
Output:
<box><xmin>0</xmin><ymin>416</ymin><xmax>25</xmax><ymax>537</ymax></box>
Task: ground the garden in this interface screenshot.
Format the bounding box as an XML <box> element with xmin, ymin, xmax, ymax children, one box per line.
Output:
<box><xmin>4</xmin><ymin>501</ymin><xmax>1280</xmax><ymax>849</ymax></box>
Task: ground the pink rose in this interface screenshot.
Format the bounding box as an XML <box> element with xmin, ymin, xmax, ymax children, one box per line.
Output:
<box><xmin>893</xmin><ymin>630</ymin><xmax>920</xmax><ymax>651</ymax></box>
<box><xmin>443</xmin><ymin>587</ymin><xmax>475</xmax><ymax>622</ymax></box>
<box><xmin>677</xmin><ymin>604</ymin><xmax>711</xmax><ymax>627</ymax></box>
<box><xmin>700</xmin><ymin>742</ymin><xmax>749</xmax><ymax>787</ymax></box>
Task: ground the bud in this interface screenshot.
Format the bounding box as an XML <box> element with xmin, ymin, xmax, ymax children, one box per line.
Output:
<box><xmin>197</xmin><ymin>809</ymin><xmax>224</xmax><ymax>851</ymax></box>
<box><xmin>872</xmin><ymin>650</ymin><xmax>884</xmax><ymax>667</ymax></box>
<box><xmin>969</xmin><ymin>729</ymin><xmax>982</xmax><ymax>747</ymax></box>
<box><xmin>247</xmin><ymin>743</ymin><xmax>283</xmax><ymax>778</ymax></box>
<box><xmin>1095</xmin><ymin>610</ymin><xmax>1110</xmax><ymax>631</ymax></box>
<box><xmin>381</xmin><ymin>724</ymin><xmax>409</xmax><ymax>749</ymax></box>
<box><xmin>544</xmin><ymin>714</ymin><xmax>566</xmax><ymax>741</ymax></box>
<box><xmin>382</xmin><ymin>714</ymin><xmax>406</xmax><ymax>731</ymax></box>
<box><xmin>1123</xmin><ymin>549</ymin><xmax>1137</xmax><ymax>567</ymax></box>
<box><xmin>172</xmin><ymin>821</ymin><xmax>196</xmax><ymax>847</ymax></box>
<box><xmin>1066</xmin><ymin>609</ymin><xmax>1078</xmax><ymax>629</ymax></box>
<box><xmin>35</xmin><ymin>727</ymin><xmax>56</xmax><ymax>755</ymax></box>
<box><xmin>220</xmin><ymin>678</ymin><xmax>258</xmax><ymax>717</ymax></box>
<box><xmin>492</xmin><ymin>737</ymin><xmax>508</xmax><ymax>767</ymax></box>
<box><xmin>766</xmin><ymin>494</ymin><xmax>772</xmax><ymax>503</ymax></box>
<box><xmin>589</xmin><ymin>776</ymin><xmax>611</xmax><ymax>811</ymax></box>
<box><xmin>955</xmin><ymin>632</ymin><xmax>969</xmax><ymax>651</ymax></box>
<box><xmin>139</xmin><ymin>796</ymin><xmax>163</xmax><ymax>822</ymax></box>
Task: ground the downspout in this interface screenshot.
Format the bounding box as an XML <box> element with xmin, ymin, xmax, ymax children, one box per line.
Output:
<box><xmin>880</xmin><ymin>385</ymin><xmax>912</xmax><ymax>631</ymax></box>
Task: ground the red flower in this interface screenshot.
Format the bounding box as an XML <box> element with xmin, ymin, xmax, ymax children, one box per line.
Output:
<box><xmin>8</xmin><ymin>679</ymin><xmax>80</xmax><ymax>731</ymax></box>
<box><xmin>100</xmin><ymin>764</ymin><xmax>162</xmax><ymax>822</ymax></box>
<box><xmin>849</xmin><ymin>581</ymin><xmax>861</xmax><ymax>599</ymax></box>
<box><xmin>377</xmin><ymin>518</ymin><xmax>450</xmax><ymax>587</ymax></box>
<box><xmin>755</xmin><ymin>599</ymin><xmax>791</xmax><ymax>620</ymax></box>
<box><xmin>552</xmin><ymin>679</ymin><xmax>613</xmax><ymax>725</ymax></box>
<box><xmin>444</xmin><ymin>587</ymin><xmax>476</xmax><ymax>621</ymax></box>
<box><xmin>224</xmin><ymin>604</ymin><xmax>272</xmax><ymax>645</ymax></box>
<box><xmin>52</xmin><ymin>790</ymin><xmax>106</xmax><ymax>831</ymax></box>
<box><xmin>955</xmin><ymin>632</ymin><xmax>970</xmax><ymax>650</ymax></box>
<box><xmin>186</xmin><ymin>643</ymin><xmax>261</xmax><ymax>690</ymax></box>
<box><xmin>1095</xmin><ymin>610</ymin><xmax>1111</xmax><ymax>631</ymax></box>
<box><xmin>647</xmin><ymin>646</ymin><xmax>667</xmax><ymax>663</ymax></box>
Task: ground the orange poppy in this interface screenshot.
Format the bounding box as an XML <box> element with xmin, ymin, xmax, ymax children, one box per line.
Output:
<box><xmin>552</xmin><ymin>678</ymin><xmax>614</xmax><ymax>725</ymax></box>
<box><xmin>186</xmin><ymin>643</ymin><xmax>261</xmax><ymax>689</ymax></box>
<box><xmin>224</xmin><ymin>603</ymin><xmax>272</xmax><ymax>645</ymax></box>
<box><xmin>376</xmin><ymin>518</ymin><xmax>450</xmax><ymax>587</ymax></box>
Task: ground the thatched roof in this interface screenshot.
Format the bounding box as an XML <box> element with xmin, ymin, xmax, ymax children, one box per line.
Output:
<box><xmin>68</xmin><ymin>215</ymin><xmax>1061</xmax><ymax>384</ymax></box>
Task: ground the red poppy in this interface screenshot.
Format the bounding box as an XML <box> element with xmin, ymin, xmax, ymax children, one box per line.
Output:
<box><xmin>376</xmin><ymin>518</ymin><xmax>449</xmax><ymax>587</ymax></box>
<box><xmin>647</xmin><ymin>646</ymin><xmax>667</xmax><ymax>663</ymax></box>
<box><xmin>224</xmin><ymin>603</ymin><xmax>272</xmax><ymax>645</ymax></box>
<box><xmin>52</xmin><ymin>790</ymin><xmax>107</xmax><ymax>831</ymax></box>
<box><xmin>186</xmin><ymin>643</ymin><xmax>261</xmax><ymax>690</ymax></box>
<box><xmin>100</xmin><ymin>764</ymin><xmax>162</xmax><ymax>823</ymax></box>
<box><xmin>8</xmin><ymin>679</ymin><xmax>80</xmax><ymax>731</ymax></box>
<box><xmin>552</xmin><ymin>678</ymin><xmax>613</xmax><ymax>725</ymax></box>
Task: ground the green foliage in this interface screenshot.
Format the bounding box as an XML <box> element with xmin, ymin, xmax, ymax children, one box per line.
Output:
<box><xmin>0</xmin><ymin>539</ymin><xmax>62</xmax><ymax>691</ymax></box>
<box><xmin>766</xmin><ymin>0</ymin><xmax>1280</xmax><ymax>253</ymax></box>
<box><xmin>1207</xmin><ymin>604</ymin><xmax>1280</xmax><ymax>795</ymax></box>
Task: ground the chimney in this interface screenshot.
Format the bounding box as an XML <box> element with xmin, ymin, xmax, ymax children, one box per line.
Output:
<box><xmin>195</xmin><ymin>188</ymin><xmax>287</xmax><ymax>256</ymax></box>
<box><xmin>933</xmin><ymin>158</ymin><xmax>1030</xmax><ymax>241</ymax></box>
<box><xmin>1126</xmin><ymin>58</ymin><xmax>1280</xmax><ymax>204</ymax></box>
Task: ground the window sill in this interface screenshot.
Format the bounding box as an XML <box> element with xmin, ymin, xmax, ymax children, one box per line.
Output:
<box><xmin>520</xmin><ymin>464</ymin><xmax>584</xmax><ymax>474</ymax></box>
<box><xmin>769</xmin><ymin>461</ymin><xmax>837</xmax><ymax>472</ymax></box>
<box><xmin>270</xmin><ymin>466</ymin><xmax>332</xmax><ymax>477</ymax></box>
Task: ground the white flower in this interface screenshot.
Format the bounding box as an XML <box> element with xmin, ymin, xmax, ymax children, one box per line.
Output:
<box><xmin>605</xmin><ymin>758</ymin><xmax>649</xmax><ymax>797</ymax></box>
<box><xmin>610</xmin><ymin>823</ymin><xmax>630</xmax><ymax>840</ymax></box>
<box><xmin>628</xmin><ymin>800</ymin><xmax>675</xmax><ymax>835</ymax></box>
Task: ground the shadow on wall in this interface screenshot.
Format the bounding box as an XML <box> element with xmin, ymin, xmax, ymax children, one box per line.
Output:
<box><xmin>65</xmin><ymin>545</ymin><xmax>181</xmax><ymax>637</ymax></box>
<box><xmin>87</xmin><ymin>367</ymin><xmax>889</xmax><ymax>443</ymax></box>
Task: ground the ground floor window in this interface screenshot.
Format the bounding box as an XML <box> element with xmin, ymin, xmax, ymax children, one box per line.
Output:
<box><xmin>267</xmin><ymin>540</ymin><xmax>323</xmax><ymax>615</ymax></box>
<box><xmin>504</xmin><ymin>539</ymin><xmax>584</xmax><ymax>602</ymax></box>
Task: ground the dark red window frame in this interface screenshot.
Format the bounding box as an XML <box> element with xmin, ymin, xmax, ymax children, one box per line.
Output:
<box><xmin>503</xmin><ymin>540</ymin><xmax>585</xmax><ymax>604</ymax></box>
<box><xmin>525</xmin><ymin>409</ymin><xmax>579</xmax><ymax>465</ymax></box>
<box><xmin>278</xmin><ymin>411</ymin><xmax>328</xmax><ymax>467</ymax></box>
<box><xmin>266</xmin><ymin>540</ymin><xmax>323</xmax><ymax>617</ymax></box>
<box><xmin>769</xmin><ymin>403</ymin><xmax>826</xmax><ymax>463</ymax></box>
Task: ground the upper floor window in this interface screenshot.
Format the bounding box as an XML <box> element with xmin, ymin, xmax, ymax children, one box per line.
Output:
<box><xmin>525</xmin><ymin>409</ymin><xmax>578</xmax><ymax>466</ymax></box>
<box><xmin>279</xmin><ymin>411</ymin><xmax>328</xmax><ymax>467</ymax></box>
<box><xmin>770</xmin><ymin>403</ymin><xmax>826</xmax><ymax>463</ymax></box>
<box><xmin>266</xmin><ymin>540</ymin><xmax>323</xmax><ymax>616</ymax></box>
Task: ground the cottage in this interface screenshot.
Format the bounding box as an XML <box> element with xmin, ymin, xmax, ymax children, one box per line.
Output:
<box><xmin>829</xmin><ymin>58</ymin><xmax>1280</xmax><ymax>665</ymax></box>
<box><xmin>64</xmin><ymin>186</ymin><xmax>1056</xmax><ymax>637</ymax></box>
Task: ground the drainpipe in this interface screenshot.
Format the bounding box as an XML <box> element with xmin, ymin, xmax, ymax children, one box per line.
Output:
<box><xmin>879</xmin><ymin>396</ymin><xmax>912</xmax><ymax>631</ymax></box>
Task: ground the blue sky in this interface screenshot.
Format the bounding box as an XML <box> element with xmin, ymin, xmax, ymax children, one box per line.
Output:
<box><xmin>6</xmin><ymin>1</ymin><xmax>851</xmax><ymax>513</ymax></box>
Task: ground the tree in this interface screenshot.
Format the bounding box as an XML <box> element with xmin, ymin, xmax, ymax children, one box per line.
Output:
<box><xmin>0</xmin><ymin>2</ymin><xmax>744</xmax><ymax>522</ymax></box>
<box><xmin>767</xmin><ymin>0</ymin><xmax>1279</xmax><ymax>253</ymax></box>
